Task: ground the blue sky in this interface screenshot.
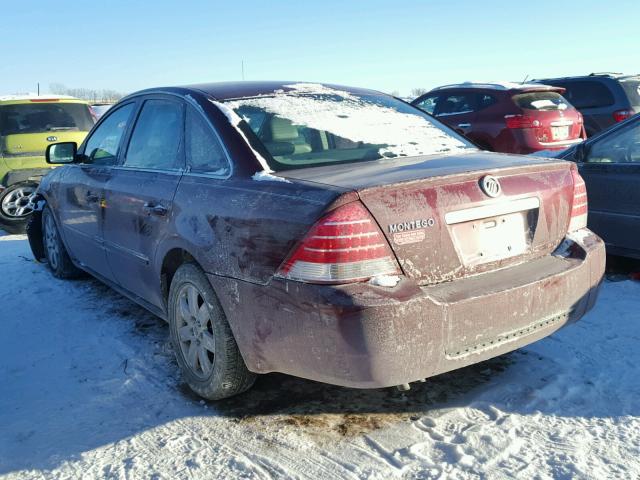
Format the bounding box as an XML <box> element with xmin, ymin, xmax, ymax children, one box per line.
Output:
<box><xmin>1</xmin><ymin>0</ymin><xmax>638</xmax><ymax>97</ymax></box>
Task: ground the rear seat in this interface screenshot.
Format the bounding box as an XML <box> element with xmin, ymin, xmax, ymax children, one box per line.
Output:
<box><xmin>265</xmin><ymin>117</ymin><xmax>312</xmax><ymax>155</ymax></box>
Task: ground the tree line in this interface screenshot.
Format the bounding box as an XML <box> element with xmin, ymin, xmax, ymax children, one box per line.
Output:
<box><xmin>49</xmin><ymin>83</ymin><xmax>125</xmax><ymax>103</ymax></box>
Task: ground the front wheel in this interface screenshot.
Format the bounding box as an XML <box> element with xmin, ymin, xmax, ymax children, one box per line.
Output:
<box><xmin>168</xmin><ymin>263</ymin><xmax>256</xmax><ymax>400</ymax></box>
<box><xmin>0</xmin><ymin>183</ymin><xmax>38</xmax><ymax>233</ymax></box>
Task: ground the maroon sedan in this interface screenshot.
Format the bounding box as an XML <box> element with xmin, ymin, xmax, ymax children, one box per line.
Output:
<box><xmin>412</xmin><ymin>82</ymin><xmax>587</xmax><ymax>154</ymax></box>
<box><xmin>28</xmin><ymin>82</ymin><xmax>605</xmax><ymax>400</ymax></box>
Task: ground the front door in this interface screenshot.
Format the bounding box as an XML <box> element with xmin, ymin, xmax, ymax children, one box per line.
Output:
<box><xmin>579</xmin><ymin>119</ymin><xmax>640</xmax><ymax>254</ymax></box>
<box><xmin>103</xmin><ymin>97</ymin><xmax>184</xmax><ymax>308</ymax></box>
<box><xmin>57</xmin><ymin>102</ymin><xmax>136</xmax><ymax>279</ymax></box>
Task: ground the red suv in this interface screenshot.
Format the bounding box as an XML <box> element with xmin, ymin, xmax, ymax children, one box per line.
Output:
<box><xmin>412</xmin><ymin>82</ymin><xmax>586</xmax><ymax>154</ymax></box>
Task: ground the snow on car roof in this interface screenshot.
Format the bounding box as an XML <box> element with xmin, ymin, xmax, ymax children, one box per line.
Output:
<box><xmin>0</xmin><ymin>94</ymin><xmax>79</xmax><ymax>102</ymax></box>
<box><xmin>429</xmin><ymin>81</ymin><xmax>561</xmax><ymax>92</ymax></box>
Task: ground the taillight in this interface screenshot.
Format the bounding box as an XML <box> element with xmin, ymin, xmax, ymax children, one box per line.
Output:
<box><xmin>613</xmin><ymin>109</ymin><xmax>635</xmax><ymax>122</ymax></box>
<box><xmin>277</xmin><ymin>202</ymin><xmax>400</xmax><ymax>283</ymax></box>
<box><xmin>568</xmin><ymin>167</ymin><xmax>588</xmax><ymax>232</ymax></box>
<box><xmin>505</xmin><ymin>114</ymin><xmax>541</xmax><ymax>129</ymax></box>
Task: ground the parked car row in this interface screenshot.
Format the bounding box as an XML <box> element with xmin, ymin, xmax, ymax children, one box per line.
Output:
<box><xmin>410</xmin><ymin>73</ymin><xmax>639</xmax><ymax>155</ymax></box>
<box><xmin>24</xmin><ymin>81</ymin><xmax>605</xmax><ymax>401</ymax></box>
<box><xmin>411</xmin><ymin>82</ymin><xmax>586</xmax><ymax>154</ymax></box>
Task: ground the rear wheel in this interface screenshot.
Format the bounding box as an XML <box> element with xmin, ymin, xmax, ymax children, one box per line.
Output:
<box><xmin>42</xmin><ymin>206</ymin><xmax>81</xmax><ymax>278</ymax></box>
<box><xmin>168</xmin><ymin>263</ymin><xmax>256</xmax><ymax>400</ymax></box>
<box><xmin>0</xmin><ymin>183</ymin><xmax>38</xmax><ymax>233</ymax></box>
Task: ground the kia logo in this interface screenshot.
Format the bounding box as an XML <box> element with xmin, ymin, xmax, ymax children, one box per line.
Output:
<box><xmin>480</xmin><ymin>175</ymin><xmax>502</xmax><ymax>198</ymax></box>
<box><xmin>46</xmin><ymin>136</ymin><xmax>58</xmax><ymax>142</ymax></box>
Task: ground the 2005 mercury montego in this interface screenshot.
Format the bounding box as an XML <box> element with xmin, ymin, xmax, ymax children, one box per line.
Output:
<box><xmin>27</xmin><ymin>81</ymin><xmax>605</xmax><ymax>400</ymax></box>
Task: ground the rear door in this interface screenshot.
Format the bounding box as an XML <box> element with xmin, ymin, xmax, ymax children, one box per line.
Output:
<box><xmin>103</xmin><ymin>96</ymin><xmax>184</xmax><ymax>308</ymax></box>
<box><xmin>57</xmin><ymin>102</ymin><xmax>136</xmax><ymax>280</ymax></box>
<box><xmin>577</xmin><ymin>119</ymin><xmax>640</xmax><ymax>255</ymax></box>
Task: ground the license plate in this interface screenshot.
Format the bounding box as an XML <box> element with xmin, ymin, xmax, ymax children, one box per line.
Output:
<box><xmin>450</xmin><ymin>212</ymin><xmax>530</xmax><ymax>267</ymax></box>
<box><xmin>552</xmin><ymin>125</ymin><xmax>570</xmax><ymax>140</ymax></box>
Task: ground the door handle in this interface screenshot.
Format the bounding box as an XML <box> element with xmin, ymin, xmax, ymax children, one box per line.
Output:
<box><xmin>143</xmin><ymin>202</ymin><xmax>168</xmax><ymax>216</ymax></box>
<box><xmin>85</xmin><ymin>191</ymin><xmax>99</xmax><ymax>203</ymax></box>
<box><xmin>457</xmin><ymin>123</ymin><xmax>471</xmax><ymax>128</ymax></box>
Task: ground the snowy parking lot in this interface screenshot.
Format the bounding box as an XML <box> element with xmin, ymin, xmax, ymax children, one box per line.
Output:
<box><xmin>0</xmin><ymin>231</ymin><xmax>639</xmax><ymax>479</ymax></box>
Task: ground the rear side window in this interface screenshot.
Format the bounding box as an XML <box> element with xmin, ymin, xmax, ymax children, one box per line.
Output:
<box><xmin>559</xmin><ymin>81</ymin><xmax>615</xmax><ymax>109</ymax></box>
<box><xmin>0</xmin><ymin>102</ymin><xmax>94</xmax><ymax>136</ymax></box>
<box><xmin>414</xmin><ymin>95</ymin><xmax>438</xmax><ymax>115</ymax></box>
<box><xmin>124</xmin><ymin>99</ymin><xmax>184</xmax><ymax>170</ymax></box>
<box><xmin>620</xmin><ymin>79</ymin><xmax>640</xmax><ymax>109</ymax></box>
<box><xmin>477</xmin><ymin>94</ymin><xmax>497</xmax><ymax>110</ymax></box>
<box><xmin>434</xmin><ymin>94</ymin><xmax>475</xmax><ymax>116</ymax></box>
<box><xmin>186</xmin><ymin>106</ymin><xmax>230</xmax><ymax>176</ymax></box>
<box><xmin>512</xmin><ymin>91</ymin><xmax>571</xmax><ymax>111</ymax></box>
<box><xmin>83</xmin><ymin>103</ymin><xmax>135</xmax><ymax>166</ymax></box>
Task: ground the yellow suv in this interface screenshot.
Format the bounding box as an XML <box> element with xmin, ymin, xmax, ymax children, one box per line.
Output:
<box><xmin>0</xmin><ymin>95</ymin><xmax>94</xmax><ymax>232</ymax></box>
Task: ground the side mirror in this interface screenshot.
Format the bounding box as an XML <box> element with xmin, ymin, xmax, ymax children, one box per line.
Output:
<box><xmin>46</xmin><ymin>142</ymin><xmax>77</xmax><ymax>164</ymax></box>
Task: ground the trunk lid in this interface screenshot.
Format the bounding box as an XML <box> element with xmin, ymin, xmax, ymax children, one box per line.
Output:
<box><xmin>282</xmin><ymin>152</ymin><xmax>574</xmax><ymax>284</ymax></box>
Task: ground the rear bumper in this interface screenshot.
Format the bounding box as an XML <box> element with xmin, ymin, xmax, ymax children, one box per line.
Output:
<box><xmin>511</xmin><ymin>130</ymin><xmax>584</xmax><ymax>154</ymax></box>
<box><xmin>209</xmin><ymin>229</ymin><xmax>605</xmax><ymax>388</ymax></box>
<box><xmin>1</xmin><ymin>167</ymin><xmax>51</xmax><ymax>187</ymax></box>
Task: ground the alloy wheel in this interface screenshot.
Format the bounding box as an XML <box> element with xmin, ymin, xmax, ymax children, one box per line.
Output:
<box><xmin>1</xmin><ymin>185</ymin><xmax>37</xmax><ymax>218</ymax></box>
<box><xmin>175</xmin><ymin>283</ymin><xmax>215</xmax><ymax>379</ymax></box>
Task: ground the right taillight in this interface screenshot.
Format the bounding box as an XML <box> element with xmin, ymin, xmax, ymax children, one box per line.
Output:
<box><xmin>568</xmin><ymin>166</ymin><xmax>588</xmax><ymax>232</ymax></box>
<box><xmin>613</xmin><ymin>109</ymin><xmax>636</xmax><ymax>123</ymax></box>
<box><xmin>277</xmin><ymin>201</ymin><xmax>400</xmax><ymax>284</ymax></box>
<box><xmin>505</xmin><ymin>114</ymin><xmax>540</xmax><ymax>129</ymax></box>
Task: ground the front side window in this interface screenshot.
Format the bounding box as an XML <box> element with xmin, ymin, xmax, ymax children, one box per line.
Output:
<box><xmin>223</xmin><ymin>83</ymin><xmax>473</xmax><ymax>172</ymax></box>
<box><xmin>414</xmin><ymin>95</ymin><xmax>438</xmax><ymax>115</ymax></box>
<box><xmin>586</xmin><ymin>122</ymin><xmax>640</xmax><ymax>163</ymax></box>
<box><xmin>186</xmin><ymin>106</ymin><xmax>229</xmax><ymax>176</ymax></box>
<box><xmin>82</xmin><ymin>103</ymin><xmax>135</xmax><ymax>166</ymax></box>
<box><xmin>124</xmin><ymin>99</ymin><xmax>183</xmax><ymax>170</ymax></box>
<box><xmin>434</xmin><ymin>94</ymin><xmax>475</xmax><ymax>116</ymax></box>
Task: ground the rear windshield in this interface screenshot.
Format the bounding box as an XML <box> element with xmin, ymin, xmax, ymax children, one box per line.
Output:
<box><xmin>620</xmin><ymin>79</ymin><xmax>640</xmax><ymax>108</ymax></box>
<box><xmin>512</xmin><ymin>91</ymin><xmax>571</xmax><ymax>111</ymax></box>
<box><xmin>223</xmin><ymin>83</ymin><xmax>474</xmax><ymax>171</ymax></box>
<box><xmin>0</xmin><ymin>102</ymin><xmax>94</xmax><ymax>136</ymax></box>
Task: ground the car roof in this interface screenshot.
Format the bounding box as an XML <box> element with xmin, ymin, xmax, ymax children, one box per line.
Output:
<box><xmin>428</xmin><ymin>81</ymin><xmax>562</xmax><ymax>93</ymax></box>
<box><xmin>134</xmin><ymin>81</ymin><xmax>384</xmax><ymax>101</ymax></box>
<box><xmin>535</xmin><ymin>73</ymin><xmax>640</xmax><ymax>82</ymax></box>
<box><xmin>0</xmin><ymin>94</ymin><xmax>87</xmax><ymax>104</ymax></box>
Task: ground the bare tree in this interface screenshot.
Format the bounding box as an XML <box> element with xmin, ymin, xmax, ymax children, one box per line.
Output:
<box><xmin>409</xmin><ymin>87</ymin><xmax>429</xmax><ymax>99</ymax></box>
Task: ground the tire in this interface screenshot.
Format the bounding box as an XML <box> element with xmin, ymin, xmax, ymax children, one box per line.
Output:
<box><xmin>0</xmin><ymin>182</ymin><xmax>38</xmax><ymax>234</ymax></box>
<box><xmin>168</xmin><ymin>263</ymin><xmax>256</xmax><ymax>400</ymax></box>
<box><xmin>42</xmin><ymin>206</ymin><xmax>82</xmax><ymax>279</ymax></box>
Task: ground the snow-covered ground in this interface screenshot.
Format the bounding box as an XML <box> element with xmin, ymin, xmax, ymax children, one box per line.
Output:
<box><xmin>1</xmin><ymin>232</ymin><xmax>639</xmax><ymax>479</ymax></box>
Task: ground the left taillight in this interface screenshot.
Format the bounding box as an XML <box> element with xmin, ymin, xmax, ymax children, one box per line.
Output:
<box><xmin>568</xmin><ymin>166</ymin><xmax>588</xmax><ymax>232</ymax></box>
<box><xmin>277</xmin><ymin>201</ymin><xmax>400</xmax><ymax>284</ymax></box>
